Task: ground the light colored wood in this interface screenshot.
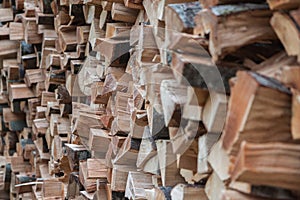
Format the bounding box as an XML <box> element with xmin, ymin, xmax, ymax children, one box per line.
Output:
<box><xmin>202</xmin><ymin>92</ymin><xmax>227</xmax><ymax>133</ymax></box>
<box><xmin>160</xmin><ymin>80</ymin><xmax>187</xmax><ymax>127</ymax></box>
<box><xmin>0</xmin><ymin>40</ymin><xmax>19</xmax><ymax>56</ymax></box>
<box><xmin>125</xmin><ymin>171</ymin><xmax>154</xmax><ymax>199</ymax></box>
<box><xmin>88</xmin><ymin>128</ymin><xmax>112</xmax><ymax>157</ymax></box>
<box><xmin>0</xmin><ymin>8</ymin><xmax>14</xmax><ymax>22</ymax></box>
<box><xmin>111</xmin><ymin>164</ymin><xmax>137</xmax><ymax>191</ymax></box>
<box><xmin>156</xmin><ymin>140</ymin><xmax>185</xmax><ymax>187</ymax></box>
<box><xmin>171</xmin><ymin>184</ymin><xmax>208</xmax><ymax>200</ymax></box>
<box><xmin>9</xmin><ymin>22</ymin><xmax>25</xmax><ymax>40</ymax></box>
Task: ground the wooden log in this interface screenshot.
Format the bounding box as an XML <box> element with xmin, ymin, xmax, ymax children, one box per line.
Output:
<box><xmin>79</xmin><ymin>159</ymin><xmax>108</xmax><ymax>193</ymax></box>
<box><xmin>200</xmin><ymin>4</ymin><xmax>277</xmax><ymax>61</ymax></box>
<box><xmin>0</xmin><ymin>40</ymin><xmax>19</xmax><ymax>56</ymax></box>
<box><xmin>221</xmin><ymin>71</ymin><xmax>293</xmax><ymax>157</ymax></box>
<box><xmin>156</xmin><ymin>140</ymin><xmax>185</xmax><ymax>187</ymax></box>
<box><xmin>22</xmin><ymin>16</ymin><xmax>43</xmax><ymax>44</ymax></box>
<box><xmin>9</xmin><ymin>22</ymin><xmax>25</xmax><ymax>41</ymax></box>
<box><xmin>171</xmin><ymin>184</ymin><xmax>208</xmax><ymax>200</ymax></box>
<box><xmin>182</xmin><ymin>87</ymin><xmax>208</xmax><ymax>121</ymax></box>
<box><xmin>113</xmin><ymin>136</ymin><xmax>141</xmax><ymax>166</ymax></box>
<box><xmin>292</xmin><ymin>89</ymin><xmax>300</xmax><ymax>140</ymax></box>
<box><xmin>111</xmin><ymin>3</ymin><xmax>139</xmax><ymax>23</ymax></box>
<box><xmin>111</xmin><ymin>164</ymin><xmax>137</xmax><ymax>191</ymax></box>
<box><xmin>171</xmin><ymin>52</ymin><xmax>237</xmax><ymax>93</ymax></box>
<box><xmin>230</xmin><ymin>142</ymin><xmax>300</xmax><ymax>191</ymax></box>
<box><xmin>207</xmin><ymin>140</ymin><xmax>230</xmax><ymax>182</ymax></box>
<box><xmin>205</xmin><ymin>172</ymin><xmax>225</xmax><ymax>200</ymax></box>
<box><xmin>88</xmin><ymin>128</ymin><xmax>112</xmax><ymax>157</ymax></box>
<box><xmin>94</xmin><ymin>31</ymin><xmax>131</xmax><ymax>64</ymax></box>
<box><xmin>267</xmin><ymin>0</ymin><xmax>300</xmax><ymax>10</ymax></box>
<box><xmin>58</xmin><ymin>26</ymin><xmax>77</xmax><ymax>52</ymax></box>
<box><xmin>160</xmin><ymin>80</ymin><xmax>187</xmax><ymax>127</ymax></box>
<box><xmin>202</xmin><ymin>92</ymin><xmax>227</xmax><ymax>133</ymax></box>
<box><xmin>125</xmin><ymin>171</ymin><xmax>154</xmax><ymax>199</ymax></box>
<box><xmin>165</xmin><ymin>2</ymin><xmax>201</xmax><ymax>34</ymax></box>
<box><xmin>65</xmin><ymin>144</ymin><xmax>91</xmax><ymax>171</ymax></box>
<box><xmin>24</xmin><ymin>69</ymin><xmax>46</xmax><ymax>87</ymax></box>
<box><xmin>42</xmin><ymin>180</ymin><xmax>65</xmax><ymax>199</ymax></box>
<box><xmin>0</xmin><ymin>8</ymin><xmax>14</xmax><ymax>22</ymax></box>
<box><xmin>271</xmin><ymin>12</ymin><xmax>300</xmax><ymax>58</ymax></box>
<box><xmin>77</xmin><ymin>26</ymin><xmax>91</xmax><ymax>44</ymax></box>
<box><xmin>66</xmin><ymin>172</ymin><xmax>84</xmax><ymax>199</ymax></box>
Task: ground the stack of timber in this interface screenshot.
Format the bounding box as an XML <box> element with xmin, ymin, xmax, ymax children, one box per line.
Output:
<box><xmin>0</xmin><ymin>0</ymin><xmax>300</xmax><ymax>199</ymax></box>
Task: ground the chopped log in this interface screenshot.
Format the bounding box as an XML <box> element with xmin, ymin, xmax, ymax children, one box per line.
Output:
<box><xmin>42</xmin><ymin>180</ymin><xmax>65</xmax><ymax>199</ymax></box>
<box><xmin>79</xmin><ymin>159</ymin><xmax>107</xmax><ymax>193</ymax></box>
<box><xmin>0</xmin><ymin>8</ymin><xmax>14</xmax><ymax>22</ymax></box>
<box><xmin>197</xmin><ymin>132</ymin><xmax>220</xmax><ymax>175</ymax></box>
<box><xmin>207</xmin><ymin>140</ymin><xmax>230</xmax><ymax>181</ymax></box>
<box><xmin>171</xmin><ymin>52</ymin><xmax>237</xmax><ymax>93</ymax></box>
<box><xmin>77</xmin><ymin>26</ymin><xmax>91</xmax><ymax>44</ymax></box>
<box><xmin>221</xmin><ymin>71</ymin><xmax>293</xmax><ymax>156</ymax></box>
<box><xmin>111</xmin><ymin>3</ymin><xmax>139</xmax><ymax>23</ymax></box>
<box><xmin>292</xmin><ymin>89</ymin><xmax>300</xmax><ymax>140</ymax></box>
<box><xmin>22</xmin><ymin>16</ymin><xmax>43</xmax><ymax>44</ymax></box>
<box><xmin>111</xmin><ymin>164</ymin><xmax>137</xmax><ymax>191</ymax></box>
<box><xmin>202</xmin><ymin>92</ymin><xmax>227</xmax><ymax>133</ymax></box>
<box><xmin>58</xmin><ymin>26</ymin><xmax>77</xmax><ymax>52</ymax></box>
<box><xmin>201</xmin><ymin>4</ymin><xmax>277</xmax><ymax>61</ymax></box>
<box><xmin>0</xmin><ymin>40</ymin><xmax>19</xmax><ymax>56</ymax></box>
<box><xmin>136</xmin><ymin>126</ymin><xmax>157</xmax><ymax>169</ymax></box>
<box><xmin>182</xmin><ymin>87</ymin><xmax>208</xmax><ymax>121</ymax></box>
<box><xmin>9</xmin><ymin>22</ymin><xmax>25</xmax><ymax>41</ymax></box>
<box><xmin>230</xmin><ymin>142</ymin><xmax>300</xmax><ymax>191</ymax></box>
<box><xmin>24</xmin><ymin>69</ymin><xmax>46</xmax><ymax>87</ymax></box>
<box><xmin>205</xmin><ymin>172</ymin><xmax>225</xmax><ymax>200</ymax></box>
<box><xmin>271</xmin><ymin>12</ymin><xmax>300</xmax><ymax>58</ymax></box>
<box><xmin>160</xmin><ymin>80</ymin><xmax>187</xmax><ymax>127</ymax></box>
<box><xmin>165</xmin><ymin>2</ymin><xmax>201</xmax><ymax>34</ymax></box>
<box><xmin>66</xmin><ymin>172</ymin><xmax>84</xmax><ymax>199</ymax></box>
<box><xmin>267</xmin><ymin>0</ymin><xmax>300</xmax><ymax>10</ymax></box>
<box><xmin>65</xmin><ymin>144</ymin><xmax>91</xmax><ymax>171</ymax></box>
<box><xmin>113</xmin><ymin>136</ymin><xmax>141</xmax><ymax>165</ymax></box>
<box><xmin>94</xmin><ymin>31</ymin><xmax>131</xmax><ymax>64</ymax></box>
<box><xmin>88</xmin><ymin>128</ymin><xmax>112</xmax><ymax>157</ymax></box>
<box><xmin>171</xmin><ymin>184</ymin><xmax>208</xmax><ymax>200</ymax></box>
<box><xmin>280</xmin><ymin>65</ymin><xmax>300</xmax><ymax>90</ymax></box>
<box><xmin>156</xmin><ymin>140</ymin><xmax>185</xmax><ymax>187</ymax></box>
<box><xmin>125</xmin><ymin>171</ymin><xmax>154</xmax><ymax>199</ymax></box>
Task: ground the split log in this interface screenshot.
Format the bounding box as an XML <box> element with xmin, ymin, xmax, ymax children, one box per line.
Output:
<box><xmin>230</xmin><ymin>142</ymin><xmax>300</xmax><ymax>191</ymax></box>
<box><xmin>221</xmin><ymin>71</ymin><xmax>293</xmax><ymax>157</ymax></box>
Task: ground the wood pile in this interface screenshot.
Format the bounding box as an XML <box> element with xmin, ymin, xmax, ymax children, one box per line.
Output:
<box><xmin>0</xmin><ymin>0</ymin><xmax>300</xmax><ymax>199</ymax></box>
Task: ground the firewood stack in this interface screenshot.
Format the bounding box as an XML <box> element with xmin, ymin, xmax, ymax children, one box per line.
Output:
<box><xmin>0</xmin><ymin>0</ymin><xmax>300</xmax><ymax>199</ymax></box>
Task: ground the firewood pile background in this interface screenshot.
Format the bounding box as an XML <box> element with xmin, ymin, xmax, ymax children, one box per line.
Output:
<box><xmin>0</xmin><ymin>0</ymin><xmax>300</xmax><ymax>199</ymax></box>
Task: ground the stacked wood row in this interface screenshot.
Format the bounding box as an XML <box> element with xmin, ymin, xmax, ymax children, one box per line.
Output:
<box><xmin>0</xmin><ymin>0</ymin><xmax>300</xmax><ymax>199</ymax></box>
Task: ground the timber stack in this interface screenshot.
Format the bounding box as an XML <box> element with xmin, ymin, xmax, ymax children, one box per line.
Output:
<box><xmin>0</xmin><ymin>0</ymin><xmax>300</xmax><ymax>199</ymax></box>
